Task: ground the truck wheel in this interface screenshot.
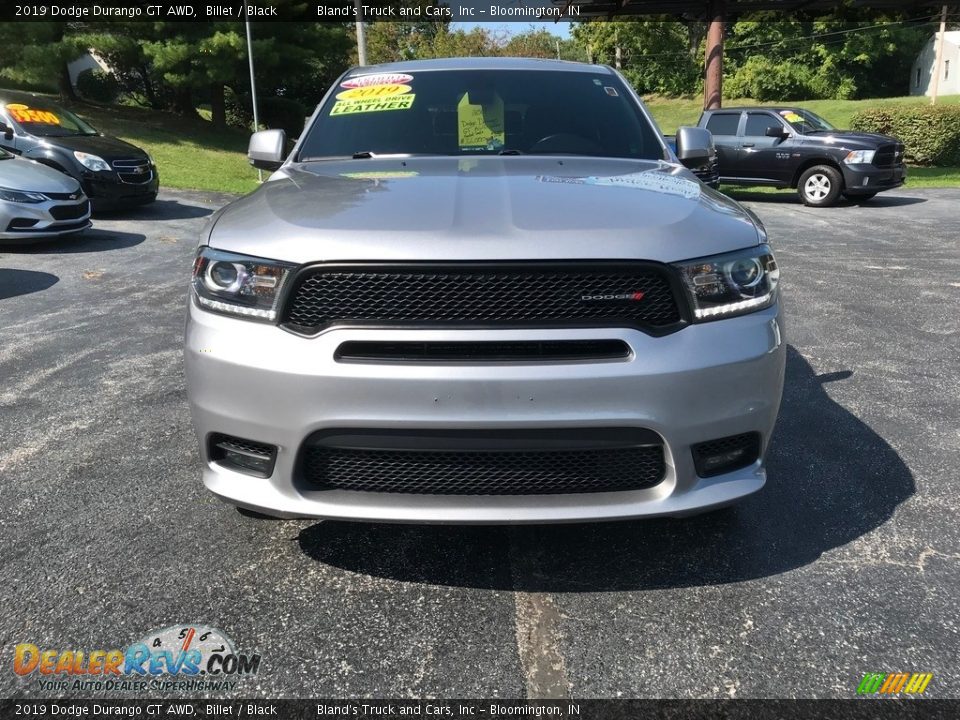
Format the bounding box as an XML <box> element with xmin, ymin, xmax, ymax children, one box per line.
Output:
<box><xmin>798</xmin><ymin>165</ymin><xmax>843</xmax><ymax>207</ymax></box>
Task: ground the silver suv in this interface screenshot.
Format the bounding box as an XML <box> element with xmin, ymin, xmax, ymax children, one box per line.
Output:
<box><xmin>184</xmin><ymin>58</ymin><xmax>785</xmax><ymax>522</ymax></box>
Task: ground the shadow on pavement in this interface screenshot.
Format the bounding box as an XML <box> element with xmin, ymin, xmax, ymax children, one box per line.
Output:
<box><xmin>0</xmin><ymin>268</ymin><xmax>59</xmax><ymax>300</ymax></box>
<box><xmin>724</xmin><ymin>189</ymin><xmax>927</xmax><ymax>208</ymax></box>
<box><xmin>298</xmin><ymin>346</ymin><xmax>914</xmax><ymax>591</ymax></box>
<box><xmin>95</xmin><ymin>199</ymin><xmax>215</xmax><ymax>221</ymax></box>
<box><xmin>8</xmin><ymin>229</ymin><xmax>146</xmax><ymax>254</ymax></box>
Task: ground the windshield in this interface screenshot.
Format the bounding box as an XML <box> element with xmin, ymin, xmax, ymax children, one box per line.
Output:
<box><xmin>299</xmin><ymin>69</ymin><xmax>665</xmax><ymax>160</ymax></box>
<box><xmin>5</xmin><ymin>102</ymin><xmax>98</xmax><ymax>137</ymax></box>
<box><xmin>778</xmin><ymin>109</ymin><xmax>835</xmax><ymax>134</ymax></box>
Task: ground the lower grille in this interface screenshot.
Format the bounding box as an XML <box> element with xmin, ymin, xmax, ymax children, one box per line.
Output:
<box><xmin>335</xmin><ymin>339</ymin><xmax>631</xmax><ymax>362</ymax></box>
<box><xmin>282</xmin><ymin>262</ymin><xmax>685</xmax><ymax>335</ymax></box>
<box><xmin>300</xmin><ymin>429</ymin><xmax>665</xmax><ymax>495</ymax></box>
<box><xmin>49</xmin><ymin>201</ymin><xmax>89</xmax><ymax>220</ymax></box>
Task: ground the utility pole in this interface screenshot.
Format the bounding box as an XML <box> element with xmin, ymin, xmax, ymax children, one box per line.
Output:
<box><xmin>245</xmin><ymin>13</ymin><xmax>262</xmax><ymax>182</ymax></box>
<box><xmin>704</xmin><ymin>0</ymin><xmax>726</xmax><ymax>110</ymax></box>
<box><xmin>556</xmin><ymin>39</ymin><xmax>561</xmax><ymax>60</ymax></box>
<box><xmin>930</xmin><ymin>4</ymin><xmax>948</xmax><ymax>105</ymax></box>
<box><xmin>354</xmin><ymin>0</ymin><xmax>368</xmax><ymax>66</ymax></box>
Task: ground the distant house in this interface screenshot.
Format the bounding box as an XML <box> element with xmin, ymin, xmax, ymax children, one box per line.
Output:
<box><xmin>67</xmin><ymin>51</ymin><xmax>112</xmax><ymax>90</ymax></box>
<box><xmin>911</xmin><ymin>31</ymin><xmax>960</xmax><ymax>97</ymax></box>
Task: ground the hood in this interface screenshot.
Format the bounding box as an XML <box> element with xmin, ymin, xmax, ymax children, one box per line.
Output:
<box><xmin>801</xmin><ymin>130</ymin><xmax>898</xmax><ymax>148</ymax></box>
<box><xmin>41</xmin><ymin>133</ymin><xmax>148</xmax><ymax>160</ymax></box>
<box><xmin>0</xmin><ymin>156</ymin><xmax>82</xmax><ymax>193</ymax></box>
<box><xmin>209</xmin><ymin>157</ymin><xmax>762</xmax><ymax>264</ymax></box>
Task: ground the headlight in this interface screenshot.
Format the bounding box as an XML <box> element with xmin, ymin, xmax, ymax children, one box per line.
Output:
<box><xmin>674</xmin><ymin>245</ymin><xmax>780</xmax><ymax>321</ymax></box>
<box><xmin>192</xmin><ymin>247</ymin><xmax>295</xmax><ymax>321</ymax></box>
<box><xmin>0</xmin><ymin>186</ymin><xmax>47</xmax><ymax>203</ymax></box>
<box><xmin>843</xmin><ymin>150</ymin><xmax>875</xmax><ymax>165</ymax></box>
<box><xmin>73</xmin><ymin>151</ymin><xmax>111</xmax><ymax>172</ymax></box>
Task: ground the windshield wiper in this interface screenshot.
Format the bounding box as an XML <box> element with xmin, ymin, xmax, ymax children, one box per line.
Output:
<box><xmin>352</xmin><ymin>151</ymin><xmax>374</xmax><ymax>159</ymax></box>
<box><xmin>498</xmin><ymin>149</ymin><xmax>524</xmax><ymax>155</ymax></box>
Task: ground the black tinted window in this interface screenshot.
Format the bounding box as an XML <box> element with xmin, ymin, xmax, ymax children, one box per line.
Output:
<box><xmin>705</xmin><ymin>113</ymin><xmax>740</xmax><ymax>136</ymax></box>
<box><xmin>745</xmin><ymin>114</ymin><xmax>779</xmax><ymax>137</ymax></box>
<box><xmin>299</xmin><ymin>69</ymin><xmax>664</xmax><ymax>160</ymax></box>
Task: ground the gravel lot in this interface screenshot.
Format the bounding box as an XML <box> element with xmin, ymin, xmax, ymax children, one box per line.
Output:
<box><xmin>1</xmin><ymin>187</ymin><xmax>958</xmax><ymax>699</ymax></box>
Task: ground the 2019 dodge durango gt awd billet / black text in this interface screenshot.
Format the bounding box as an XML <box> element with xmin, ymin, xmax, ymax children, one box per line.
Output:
<box><xmin>184</xmin><ymin>58</ymin><xmax>786</xmax><ymax>523</ymax></box>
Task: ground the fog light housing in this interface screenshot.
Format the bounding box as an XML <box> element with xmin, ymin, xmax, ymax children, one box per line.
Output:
<box><xmin>209</xmin><ymin>434</ymin><xmax>277</xmax><ymax>478</ymax></box>
<box><xmin>692</xmin><ymin>433</ymin><xmax>761</xmax><ymax>478</ymax></box>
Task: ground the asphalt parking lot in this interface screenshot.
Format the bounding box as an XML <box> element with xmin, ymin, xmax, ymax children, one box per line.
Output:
<box><xmin>1</xmin><ymin>186</ymin><xmax>958</xmax><ymax>699</ymax></box>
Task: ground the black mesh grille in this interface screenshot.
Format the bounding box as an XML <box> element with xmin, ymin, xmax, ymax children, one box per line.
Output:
<box><xmin>336</xmin><ymin>339</ymin><xmax>631</xmax><ymax>362</ymax></box>
<box><xmin>211</xmin><ymin>435</ymin><xmax>273</xmax><ymax>458</ymax></box>
<box><xmin>49</xmin><ymin>201</ymin><xmax>89</xmax><ymax>220</ymax></box>
<box><xmin>209</xmin><ymin>433</ymin><xmax>278</xmax><ymax>478</ymax></box>
<box><xmin>873</xmin><ymin>143</ymin><xmax>904</xmax><ymax>168</ymax></box>
<box><xmin>282</xmin><ymin>263</ymin><xmax>684</xmax><ymax>333</ymax></box>
<box><xmin>302</xmin><ymin>445</ymin><xmax>665</xmax><ymax>495</ymax></box>
<box><xmin>692</xmin><ymin>432</ymin><xmax>761</xmax><ymax>477</ymax></box>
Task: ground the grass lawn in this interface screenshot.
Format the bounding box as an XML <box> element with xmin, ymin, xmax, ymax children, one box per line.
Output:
<box><xmin>72</xmin><ymin>101</ymin><xmax>260</xmax><ymax>194</ymax></box>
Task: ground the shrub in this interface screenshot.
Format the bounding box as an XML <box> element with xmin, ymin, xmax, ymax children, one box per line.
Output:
<box><xmin>260</xmin><ymin>96</ymin><xmax>308</xmax><ymax>140</ymax></box>
<box><xmin>850</xmin><ymin>105</ymin><xmax>960</xmax><ymax>166</ymax></box>
<box><xmin>224</xmin><ymin>92</ymin><xmax>307</xmax><ymax>139</ymax></box>
<box><xmin>76</xmin><ymin>69</ymin><xmax>120</xmax><ymax>104</ymax></box>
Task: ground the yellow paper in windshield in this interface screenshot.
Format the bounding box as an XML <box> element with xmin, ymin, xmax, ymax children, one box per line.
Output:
<box><xmin>780</xmin><ymin>111</ymin><xmax>803</xmax><ymax>123</ymax></box>
<box><xmin>457</xmin><ymin>92</ymin><xmax>504</xmax><ymax>151</ymax></box>
<box><xmin>6</xmin><ymin>104</ymin><xmax>60</xmax><ymax>125</ymax></box>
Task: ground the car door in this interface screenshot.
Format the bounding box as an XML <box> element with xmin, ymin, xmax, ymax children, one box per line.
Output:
<box><xmin>703</xmin><ymin>111</ymin><xmax>742</xmax><ymax>178</ymax></box>
<box><xmin>736</xmin><ymin>112</ymin><xmax>792</xmax><ymax>183</ymax></box>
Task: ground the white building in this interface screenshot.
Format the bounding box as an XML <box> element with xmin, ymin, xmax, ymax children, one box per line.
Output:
<box><xmin>911</xmin><ymin>30</ymin><xmax>960</xmax><ymax>97</ymax></box>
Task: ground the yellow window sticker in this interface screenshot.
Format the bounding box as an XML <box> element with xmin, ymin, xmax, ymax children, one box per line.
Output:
<box><xmin>7</xmin><ymin>105</ymin><xmax>60</xmax><ymax>125</ymax></box>
<box><xmin>336</xmin><ymin>84</ymin><xmax>411</xmax><ymax>102</ymax></box>
<box><xmin>780</xmin><ymin>111</ymin><xmax>804</xmax><ymax>123</ymax></box>
<box><xmin>457</xmin><ymin>92</ymin><xmax>504</xmax><ymax>151</ymax></box>
<box><xmin>330</xmin><ymin>95</ymin><xmax>415</xmax><ymax>116</ymax></box>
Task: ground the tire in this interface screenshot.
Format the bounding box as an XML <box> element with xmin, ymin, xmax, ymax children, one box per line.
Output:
<box><xmin>798</xmin><ymin>165</ymin><xmax>843</xmax><ymax>207</ymax></box>
<box><xmin>843</xmin><ymin>191</ymin><xmax>878</xmax><ymax>203</ymax></box>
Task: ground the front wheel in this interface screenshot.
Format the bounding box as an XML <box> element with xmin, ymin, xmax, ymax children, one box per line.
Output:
<box><xmin>798</xmin><ymin>165</ymin><xmax>843</xmax><ymax>207</ymax></box>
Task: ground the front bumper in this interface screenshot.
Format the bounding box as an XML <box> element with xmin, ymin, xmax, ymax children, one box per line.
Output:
<box><xmin>80</xmin><ymin>169</ymin><xmax>159</xmax><ymax>210</ymax></box>
<box><xmin>0</xmin><ymin>197</ymin><xmax>91</xmax><ymax>241</ymax></box>
<box><xmin>840</xmin><ymin>163</ymin><xmax>906</xmax><ymax>194</ymax></box>
<box><xmin>184</xmin><ymin>302</ymin><xmax>786</xmax><ymax>523</ymax></box>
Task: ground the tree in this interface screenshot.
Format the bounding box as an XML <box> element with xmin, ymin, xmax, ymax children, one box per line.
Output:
<box><xmin>573</xmin><ymin>20</ymin><xmax>701</xmax><ymax>96</ymax></box>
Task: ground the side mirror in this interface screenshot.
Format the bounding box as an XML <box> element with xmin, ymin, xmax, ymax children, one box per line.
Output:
<box><xmin>675</xmin><ymin>126</ymin><xmax>713</xmax><ymax>167</ymax></box>
<box><xmin>0</xmin><ymin>122</ymin><xmax>12</xmax><ymax>140</ymax></box>
<box><xmin>765</xmin><ymin>126</ymin><xmax>788</xmax><ymax>138</ymax></box>
<box><xmin>247</xmin><ymin>129</ymin><xmax>286</xmax><ymax>171</ymax></box>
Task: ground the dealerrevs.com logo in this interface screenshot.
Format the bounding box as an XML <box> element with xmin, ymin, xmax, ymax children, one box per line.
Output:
<box><xmin>13</xmin><ymin>624</ymin><xmax>261</xmax><ymax>693</ymax></box>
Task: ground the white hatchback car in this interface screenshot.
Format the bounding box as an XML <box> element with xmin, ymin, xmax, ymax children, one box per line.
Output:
<box><xmin>0</xmin><ymin>147</ymin><xmax>91</xmax><ymax>242</ymax></box>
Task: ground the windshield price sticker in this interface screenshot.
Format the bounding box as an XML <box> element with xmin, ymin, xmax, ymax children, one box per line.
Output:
<box><xmin>6</xmin><ymin>104</ymin><xmax>60</xmax><ymax>125</ymax></box>
<box><xmin>780</xmin><ymin>111</ymin><xmax>804</xmax><ymax>123</ymax></box>
<box><xmin>340</xmin><ymin>73</ymin><xmax>414</xmax><ymax>89</ymax></box>
<box><xmin>336</xmin><ymin>84</ymin><xmax>411</xmax><ymax>101</ymax></box>
<box><xmin>331</xmin><ymin>95</ymin><xmax>416</xmax><ymax>115</ymax></box>
<box><xmin>457</xmin><ymin>92</ymin><xmax>505</xmax><ymax>151</ymax></box>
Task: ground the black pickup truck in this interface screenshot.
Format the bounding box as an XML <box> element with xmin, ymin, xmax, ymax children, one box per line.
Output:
<box><xmin>699</xmin><ymin>107</ymin><xmax>905</xmax><ymax>207</ymax></box>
